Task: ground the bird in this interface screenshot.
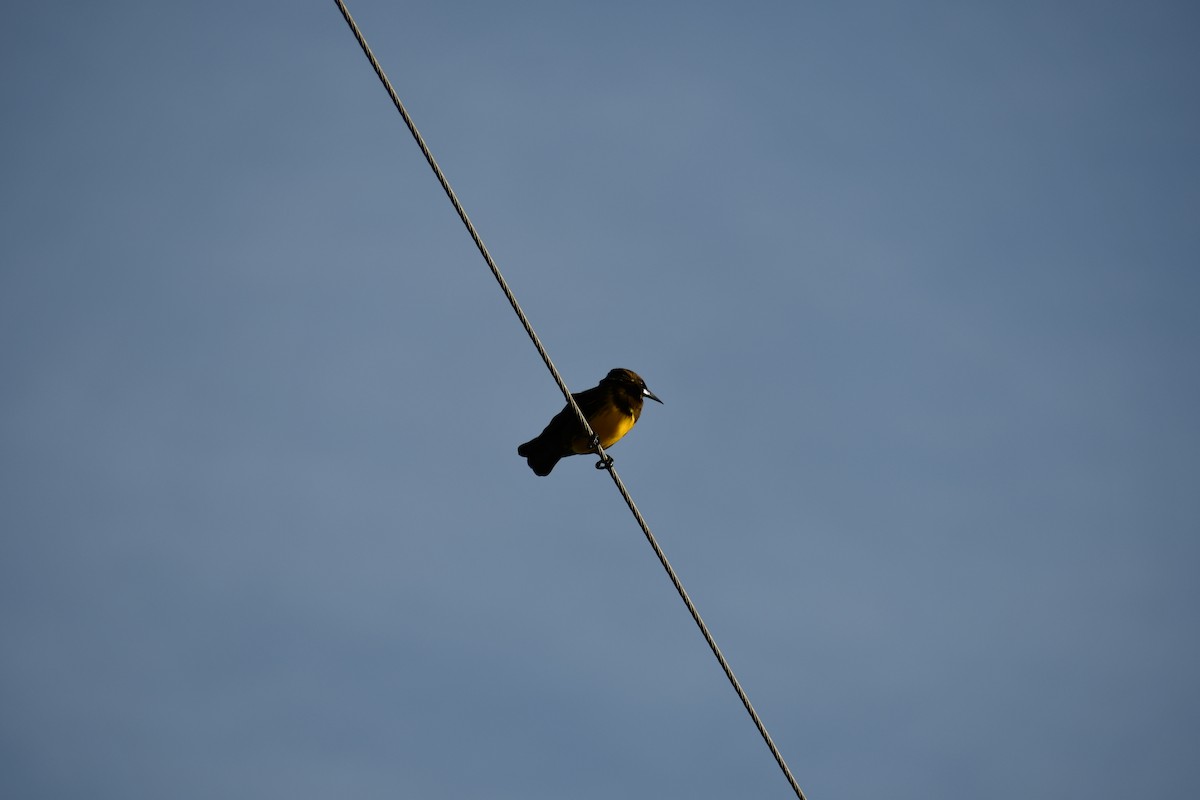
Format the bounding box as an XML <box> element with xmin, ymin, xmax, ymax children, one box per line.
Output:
<box><xmin>518</xmin><ymin>368</ymin><xmax>663</xmax><ymax>476</ymax></box>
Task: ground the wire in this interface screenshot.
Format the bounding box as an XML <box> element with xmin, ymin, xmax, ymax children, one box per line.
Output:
<box><xmin>332</xmin><ymin>3</ymin><xmax>807</xmax><ymax>798</ymax></box>
<box><xmin>330</xmin><ymin>0</ymin><xmax>596</xmax><ymax>446</ymax></box>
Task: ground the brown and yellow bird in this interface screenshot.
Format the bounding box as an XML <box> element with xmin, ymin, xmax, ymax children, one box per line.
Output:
<box><xmin>518</xmin><ymin>368</ymin><xmax>662</xmax><ymax>476</ymax></box>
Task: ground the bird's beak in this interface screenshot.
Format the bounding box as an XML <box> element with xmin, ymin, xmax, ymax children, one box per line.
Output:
<box><xmin>643</xmin><ymin>387</ymin><xmax>663</xmax><ymax>404</ymax></box>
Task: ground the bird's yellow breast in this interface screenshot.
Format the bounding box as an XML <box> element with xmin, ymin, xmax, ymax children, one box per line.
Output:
<box><xmin>570</xmin><ymin>404</ymin><xmax>638</xmax><ymax>454</ymax></box>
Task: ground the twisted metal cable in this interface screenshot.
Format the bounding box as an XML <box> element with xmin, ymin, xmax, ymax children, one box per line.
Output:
<box><xmin>331</xmin><ymin>0</ymin><xmax>597</xmax><ymax>447</ymax></box>
<box><xmin>333</xmin><ymin>3</ymin><xmax>806</xmax><ymax>797</ymax></box>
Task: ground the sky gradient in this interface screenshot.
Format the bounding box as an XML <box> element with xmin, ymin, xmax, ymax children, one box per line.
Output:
<box><xmin>3</xmin><ymin>2</ymin><xmax>1198</xmax><ymax>798</ymax></box>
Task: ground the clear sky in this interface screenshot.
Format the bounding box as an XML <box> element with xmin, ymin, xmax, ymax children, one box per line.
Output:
<box><xmin>2</xmin><ymin>2</ymin><xmax>1198</xmax><ymax>798</ymax></box>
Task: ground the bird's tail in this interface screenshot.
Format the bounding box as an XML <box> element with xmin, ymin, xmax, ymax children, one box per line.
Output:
<box><xmin>517</xmin><ymin>439</ymin><xmax>561</xmax><ymax>476</ymax></box>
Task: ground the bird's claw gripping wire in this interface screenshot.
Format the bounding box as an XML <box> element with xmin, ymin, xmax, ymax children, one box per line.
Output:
<box><xmin>588</xmin><ymin>434</ymin><xmax>614</xmax><ymax>470</ymax></box>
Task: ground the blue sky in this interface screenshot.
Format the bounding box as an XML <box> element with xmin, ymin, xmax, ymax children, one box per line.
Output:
<box><xmin>2</xmin><ymin>2</ymin><xmax>1198</xmax><ymax>798</ymax></box>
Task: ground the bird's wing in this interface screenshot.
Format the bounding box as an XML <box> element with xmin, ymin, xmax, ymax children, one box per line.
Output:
<box><xmin>527</xmin><ymin>384</ymin><xmax>607</xmax><ymax>444</ymax></box>
<box><xmin>570</xmin><ymin>385</ymin><xmax>610</xmax><ymax>420</ymax></box>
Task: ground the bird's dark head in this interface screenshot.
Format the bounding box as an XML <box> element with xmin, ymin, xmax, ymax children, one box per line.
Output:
<box><xmin>603</xmin><ymin>368</ymin><xmax>663</xmax><ymax>404</ymax></box>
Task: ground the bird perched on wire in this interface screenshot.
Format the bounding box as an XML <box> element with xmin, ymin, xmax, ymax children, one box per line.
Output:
<box><xmin>518</xmin><ymin>368</ymin><xmax>663</xmax><ymax>476</ymax></box>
